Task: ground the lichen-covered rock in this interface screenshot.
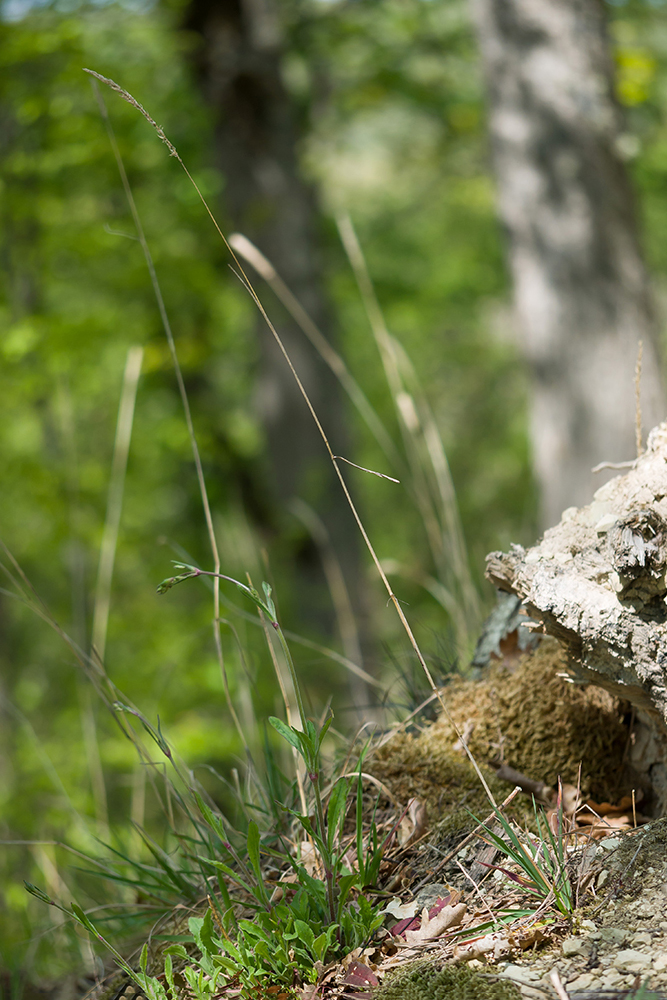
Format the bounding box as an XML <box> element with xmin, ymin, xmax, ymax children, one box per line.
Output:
<box><xmin>486</xmin><ymin>422</ymin><xmax>667</xmax><ymax>810</ymax></box>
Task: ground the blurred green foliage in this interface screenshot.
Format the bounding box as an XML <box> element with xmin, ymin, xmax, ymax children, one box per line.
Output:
<box><xmin>1</xmin><ymin>0</ymin><xmax>667</xmax><ymax>985</ymax></box>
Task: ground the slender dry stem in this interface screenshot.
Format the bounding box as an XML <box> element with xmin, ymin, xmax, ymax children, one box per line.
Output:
<box><xmin>91</xmin><ymin>344</ymin><xmax>143</xmax><ymax>664</ymax></box>
<box><xmin>89</xmin><ymin>78</ymin><xmax>249</xmax><ymax>760</ymax></box>
<box><xmin>84</xmin><ymin>69</ymin><xmax>496</xmax><ymax>809</ymax></box>
<box><xmin>336</xmin><ymin>214</ymin><xmax>480</xmax><ymax>649</ymax></box>
<box><xmin>635</xmin><ymin>339</ymin><xmax>644</xmax><ymax>458</ymax></box>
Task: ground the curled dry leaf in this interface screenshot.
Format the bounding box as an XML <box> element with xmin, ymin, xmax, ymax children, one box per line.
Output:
<box><xmin>343</xmin><ymin>961</ymin><xmax>379</xmax><ymax>989</ymax></box>
<box><xmin>454</xmin><ymin>922</ymin><xmax>549</xmax><ymax>962</ymax></box>
<box><xmin>403</xmin><ymin>902</ymin><xmax>466</xmax><ymax>945</ymax></box>
<box><xmin>381</xmin><ymin>897</ymin><xmax>418</xmax><ymax>921</ymax></box>
<box><xmin>391</xmin><ymin>892</ymin><xmax>461</xmax><ymax>938</ymax></box>
<box><xmin>398</xmin><ymin>797</ymin><xmax>429</xmax><ymax>848</ymax></box>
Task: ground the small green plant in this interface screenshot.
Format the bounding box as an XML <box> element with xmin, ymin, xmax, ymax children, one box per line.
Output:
<box><xmin>156</xmin><ymin>564</ymin><xmax>386</xmax><ymax>984</ymax></box>
<box><xmin>472</xmin><ymin>784</ymin><xmax>574</xmax><ymax>918</ymax></box>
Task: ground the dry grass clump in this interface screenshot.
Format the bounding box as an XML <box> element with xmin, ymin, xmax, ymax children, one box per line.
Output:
<box><xmin>371</xmin><ymin>642</ymin><xmax>629</xmax><ymax>817</ymax></box>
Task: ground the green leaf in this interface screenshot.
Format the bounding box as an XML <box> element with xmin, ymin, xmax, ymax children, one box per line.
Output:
<box><xmin>245</xmin><ymin>821</ymin><xmax>270</xmax><ymax>907</ymax></box>
<box><xmin>262</xmin><ymin>581</ymin><xmax>276</xmax><ymax>618</ymax></box>
<box><xmin>336</xmin><ymin>871</ymin><xmax>360</xmax><ymax>913</ymax></box>
<box><xmin>164</xmin><ymin>944</ymin><xmax>189</xmax><ymax>959</ymax></box>
<box><xmin>269</xmin><ymin>716</ymin><xmax>303</xmax><ymax>753</ymax></box>
<box><xmin>326</xmin><ymin>777</ymin><xmax>350</xmax><ymax>851</ymax></box>
<box><xmin>305</xmin><ymin>719</ymin><xmax>317</xmax><ymax>747</ymax></box>
<box><xmin>293</xmin><ymin>918</ymin><xmax>315</xmax><ymax>952</ymax></box>
<box><xmin>317</xmin><ymin>711</ymin><xmax>334</xmax><ymax>749</ymax></box>
<box><xmin>156</xmin><ymin>570</ymin><xmax>198</xmax><ymax>594</ymax></box>
<box><xmin>198</xmin><ymin>857</ymin><xmax>254</xmax><ymax>895</ymax></box>
<box><xmin>23</xmin><ymin>882</ymin><xmax>53</xmax><ymax>906</ymax></box>
<box><xmin>247</xmin><ymin>821</ymin><xmax>261</xmax><ymax>877</ymax></box>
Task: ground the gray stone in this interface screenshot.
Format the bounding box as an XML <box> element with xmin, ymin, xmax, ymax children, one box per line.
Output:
<box><xmin>613</xmin><ymin>949</ymin><xmax>652</xmax><ymax>972</ymax></box>
<box><xmin>562</xmin><ymin>937</ymin><xmax>588</xmax><ymax>957</ymax></box>
<box><xmin>600</xmin><ymin>927</ymin><xmax>629</xmax><ymax>945</ymax></box>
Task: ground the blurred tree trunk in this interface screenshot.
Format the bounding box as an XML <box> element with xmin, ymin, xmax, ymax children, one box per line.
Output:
<box><xmin>181</xmin><ymin>0</ymin><xmax>372</xmax><ymax>685</ymax></box>
<box><xmin>471</xmin><ymin>0</ymin><xmax>665</xmax><ymax>529</ymax></box>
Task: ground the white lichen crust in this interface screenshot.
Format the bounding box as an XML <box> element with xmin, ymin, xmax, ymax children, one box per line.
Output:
<box><xmin>486</xmin><ymin>424</ymin><xmax>667</xmax><ymax>808</ymax></box>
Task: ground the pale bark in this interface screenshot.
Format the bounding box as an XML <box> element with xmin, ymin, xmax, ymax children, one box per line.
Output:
<box><xmin>486</xmin><ymin>422</ymin><xmax>667</xmax><ymax>812</ymax></box>
<box><xmin>471</xmin><ymin>0</ymin><xmax>665</xmax><ymax>528</ymax></box>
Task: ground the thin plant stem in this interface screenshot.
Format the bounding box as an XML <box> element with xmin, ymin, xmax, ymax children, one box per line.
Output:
<box><xmin>91</xmin><ymin>344</ymin><xmax>143</xmax><ymax>664</ymax></box>
<box><xmin>256</xmin><ymin>606</ymin><xmax>309</xmax><ymax>817</ymax></box>
<box><xmin>89</xmin><ymin>80</ymin><xmax>250</xmax><ymax>760</ymax></box>
<box><xmin>227</xmin><ymin>232</ymin><xmax>402</xmax><ymax>470</ymax></box>
<box><xmin>337</xmin><ymin>214</ymin><xmax>480</xmax><ymax>648</ymax></box>
<box><xmin>84</xmin><ymin>69</ymin><xmax>496</xmax><ymax>810</ymax></box>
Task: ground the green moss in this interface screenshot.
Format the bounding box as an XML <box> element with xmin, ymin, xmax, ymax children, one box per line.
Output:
<box><xmin>375</xmin><ymin>961</ymin><xmax>521</xmax><ymax>1000</ymax></box>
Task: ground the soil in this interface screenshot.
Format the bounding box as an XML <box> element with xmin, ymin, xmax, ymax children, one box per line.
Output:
<box><xmin>364</xmin><ymin>645</ymin><xmax>667</xmax><ymax>999</ymax></box>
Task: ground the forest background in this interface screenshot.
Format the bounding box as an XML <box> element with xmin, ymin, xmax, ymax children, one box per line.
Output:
<box><xmin>2</xmin><ymin>0</ymin><xmax>667</xmax><ymax>987</ymax></box>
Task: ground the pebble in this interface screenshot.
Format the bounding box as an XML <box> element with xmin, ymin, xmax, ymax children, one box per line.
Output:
<box><xmin>566</xmin><ymin>973</ymin><xmax>596</xmax><ymax>990</ymax></box>
<box><xmin>598</xmin><ymin>970</ymin><xmax>627</xmax><ymax>988</ymax></box>
<box><xmin>562</xmin><ymin>936</ymin><xmax>588</xmax><ymax>956</ymax></box>
<box><xmin>613</xmin><ymin>948</ymin><xmax>652</xmax><ymax>972</ymax></box>
<box><xmin>499</xmin><ymin>965</ymin><xmax>540</xmax><ymax>985</ymax></box>
<box><xmin>600</xmin><ymin>927</ymin><xmax>628</xmax><ymax>945</ymax></box>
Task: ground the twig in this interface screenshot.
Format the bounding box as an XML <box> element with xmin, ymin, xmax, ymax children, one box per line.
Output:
<box><xmin>635</xmin><ymin>339</ymin><xmax>644</xmax><ymax>458</ymax></box>
<box><xmin>490</xmin><ymin>759</ymin><xmax>553</xmax><ymax>803</ymax></box>
<box><xmin>455</xmin><ymin>859</ymin><xmax>497</xmax><ymax>926</ymax></box>
<box><xmin>332</xmin><ymin>456</ymin><xmax>399</xmax><ymax>482</ymax></box>
<box><xmin>549</xmin><ymin>968</ymin><xmax>570</xmax><ymax>1000</ymax></box>
<box><xmin>412</xmin><ymin>786</ymin><xmax>521</xmax><ymax>893</ymax></box>
<box><xmin>591</xmin><ymin>459</ymin><xmax>637</xmax><ymax>473</ymax></box>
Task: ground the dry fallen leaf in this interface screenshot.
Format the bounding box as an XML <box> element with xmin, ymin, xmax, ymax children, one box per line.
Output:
<box><xmin>454</xmin><ymin>920</ymin><xmax>549</xmax><ymax>962</ymax></box>
<box><xmin>403</xmin><ymin>902</ymin><xmax>466</xmax><ymax>945</ymax></box>
<box><xmin>343</xmin><ymin>961</ymin><xmax>379</xmax><ymax>989</ymax></box>
<box><xmin>390</xmin><ymin>892</ymin><xmax>460</xmax><ymax>938</ymax></box>
<box><xmin>381</xmin><ymin>898</ymin><xmax>418</xmax><ymax>921</ymax></box>
<box><xmin>398</xmin><ymin>798</ymin><xmax>429</xmax><ymax>848</ymax></box>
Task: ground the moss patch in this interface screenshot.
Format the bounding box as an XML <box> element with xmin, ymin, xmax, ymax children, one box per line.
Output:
<box><xmin>375</xmin><ymin>961</ymin><xmax>521</xmax><ymax>1000</ymax></box>
<box><xmin>371</xmin><ymin>643</ymin><xmax>629</xmax><ymax>817</ymax></box>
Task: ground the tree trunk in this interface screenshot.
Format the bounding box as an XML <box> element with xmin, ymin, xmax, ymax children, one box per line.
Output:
<box><xmin>182</xmin><ymin>0</ymin><xmax>372</xmax><ymax>687</ymax></box>
<box><xmin>486</xmin><ymin>422</ymin><xmax>667</xmax><ymax>814</ymax></box>
<box><xmin>470</xmin><ymin>0</ymin><xmax>665</xmax><ymax>529</ymax></box>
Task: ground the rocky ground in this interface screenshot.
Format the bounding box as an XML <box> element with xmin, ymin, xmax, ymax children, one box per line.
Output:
<box><xmin>491</xmin><ymin>820</ymin><xmax>667</xmax><ymax>998</ymax></box>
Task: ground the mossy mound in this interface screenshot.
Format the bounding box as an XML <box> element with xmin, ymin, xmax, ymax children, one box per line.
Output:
<box><xmin>375</xmin><ymin>961</ymin><xmax>521</xmax><ymax>1000</ymax></box>
<box><xmin>371</xmin><ymin>642</ymin><xmax>629</xmax><ymax>814</ymax></box>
